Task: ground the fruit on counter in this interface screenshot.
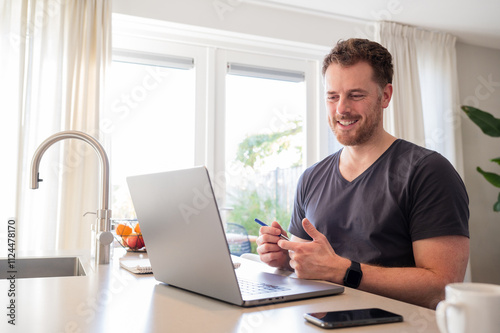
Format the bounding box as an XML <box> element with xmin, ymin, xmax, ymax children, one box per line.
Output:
<box><xmin>126</xmin><ymin>234</ymin><xmax>145</xmax><ymax>249</ymax></box>
<box><xmin>116</xmin><ymin>224</ymin><xmax>133</xmax><ymax>236</ymax></box>
<box><xmin>116</xmin><ymin>222</ymin><xmax>145</xmax><ymax>250</ymax></box>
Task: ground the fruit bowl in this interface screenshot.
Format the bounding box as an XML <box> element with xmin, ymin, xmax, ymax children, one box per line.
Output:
<box><xmin>112</xmin><ymin>219</ymin><xmax>146</xmax><ymax>252</ymax></box>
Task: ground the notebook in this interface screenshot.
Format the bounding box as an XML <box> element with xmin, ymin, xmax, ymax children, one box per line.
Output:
<box><xmin>126</xmin><ymin>166</ymin><xmax>344</xmax><ymax>307</ymax></box>
<box><xmin>119</xmin><ymin>258</ymin><xmax>153</xmax><ymax>274</ymax></box>
<box><xmin>119</xmin><ymin>257</ymin><xmax>240</xmax><ymax>274</ymax></box>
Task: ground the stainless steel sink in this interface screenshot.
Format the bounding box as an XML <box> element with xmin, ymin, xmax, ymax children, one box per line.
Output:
<box><xmin>0</xmin><ymin>257</ymin><xmax>86</xmax><ymax>279</ymax></box>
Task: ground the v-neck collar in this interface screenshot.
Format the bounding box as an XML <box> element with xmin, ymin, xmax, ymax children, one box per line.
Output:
<box><xmin>336</xmin><ymin>139</ymin><xmax>401</xmax><ymax>184</ymax></box>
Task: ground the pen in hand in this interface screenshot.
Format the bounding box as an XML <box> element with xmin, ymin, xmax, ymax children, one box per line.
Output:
<box><xmin>254</xmin><ymin>218</ymin><xmax>290</xmax><ymax>241</ymax></box>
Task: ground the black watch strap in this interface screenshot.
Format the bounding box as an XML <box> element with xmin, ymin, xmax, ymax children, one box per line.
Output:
<box><xmin>343</xmin><ymin>260</ymin><xmax>363</xmax><ymax>289</ymax></box>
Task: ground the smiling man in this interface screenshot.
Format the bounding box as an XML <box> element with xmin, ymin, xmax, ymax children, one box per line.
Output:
<box><xmin>256</xmin><ymin>38</ymin><xmax>470</xmax><ymax>309</ymax></box>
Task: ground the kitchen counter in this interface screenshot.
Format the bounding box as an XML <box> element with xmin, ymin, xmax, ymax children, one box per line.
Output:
<box><xmin>1</xmin><ymin>249</ymin><xmax>440</xmax><ymax>332</ymax></box>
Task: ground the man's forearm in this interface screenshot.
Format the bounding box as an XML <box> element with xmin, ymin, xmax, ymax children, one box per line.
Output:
<box><xmin>281</xmin><ymin>226</ymin><xmax>469</xmax><ymax>310</ymax></box>
<box><xmin>358</xmin><ymin>264</ymin><xmax>460</xmax><ymax>309</ymax></box>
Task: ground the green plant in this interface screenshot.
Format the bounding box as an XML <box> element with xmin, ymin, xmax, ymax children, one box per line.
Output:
<box><xmin>227</xmin><ymin>189</ymin><xmax>291</xmax><ymax>235</ymax></box>
<box><xmin>226</xmin><ymin>189</ymin><xmax>291</xmax><ymax>253</ymax></box>
<box><xmin>226</xmin><ymin>118</ymin><xmax>301</xmax><ymax>252</ymax></box>
<box><xmin>236</xmin><ymin>120</ymin><xmax>302</xmax><ymax>169</ymax></box>
<box><xmin>462</xmin><ymin>105</ymin><xmax>500</xmax><ymax>212</ymax></box>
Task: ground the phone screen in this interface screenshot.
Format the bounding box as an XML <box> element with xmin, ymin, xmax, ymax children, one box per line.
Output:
<box><xmin>304</xmin><ymin>308</ymin><xmax>403</xmax><ymax>329</ymax></box>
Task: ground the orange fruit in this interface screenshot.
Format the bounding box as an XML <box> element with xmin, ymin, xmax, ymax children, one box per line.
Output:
<box><xmin>116</xmin><ymin>224</ymin><xmax>132</xmax><ymax>236</ymax></box>
<box><xmin>134</xmin><ymin>223</ymin><xmax>141</xmax><ymax>234</ymax></box>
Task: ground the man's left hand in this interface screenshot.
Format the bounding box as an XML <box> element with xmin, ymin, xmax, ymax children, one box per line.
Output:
<box><xmin>278</xmin><ymin>218</ymin><xmax>350</xmax><ymax>283</ymax></box>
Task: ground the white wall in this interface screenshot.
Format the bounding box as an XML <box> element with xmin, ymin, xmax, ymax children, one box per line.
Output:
<box><xmin>457</xmin><ymin>42</ymin><xmax>500</xmax><ymax>284</ymax></box>
<box><xmin>113</xmin><ymin>0</ymin><xmax>500</xmax><ymax>284</ymax></box>
<box><xmin>112</xmin><ymin>0</ymin><xmax>368</xmax><ymax>47</ymax></box>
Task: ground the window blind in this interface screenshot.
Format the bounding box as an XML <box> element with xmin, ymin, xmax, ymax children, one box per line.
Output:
<box><xmin>227</xmin><ymin>63</ymin><xmax>305</xmax><ymax>82</ymax></box>
<box><xmin>113</xmin><ymin>50</ymin><xmax>194</xmax><ymax>70</ymax></box>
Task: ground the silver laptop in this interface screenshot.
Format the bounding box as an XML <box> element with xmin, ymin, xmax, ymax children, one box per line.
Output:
<box><xmin>126</xmin><ymin>166</ymin><xmax>344</xmax><ymax>307</ymax></box>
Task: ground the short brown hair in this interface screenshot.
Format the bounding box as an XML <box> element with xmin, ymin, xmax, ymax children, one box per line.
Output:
<box><xmin>322</xmin><ymin>39</ymin><xmax>393</xmax><ymax>90</ymax></box>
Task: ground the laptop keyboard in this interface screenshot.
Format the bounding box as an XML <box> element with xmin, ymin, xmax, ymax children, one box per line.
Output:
<box><xmin>238</xmin><ymin>278</ymin><xmax>291</xmax><ymax>295</ymax></box>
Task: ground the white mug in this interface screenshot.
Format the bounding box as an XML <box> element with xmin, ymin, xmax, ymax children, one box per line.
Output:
<box><xmin>436</xmin><ymin>282</ymin><xmax>500</xmax><ymax>333</ymax></box>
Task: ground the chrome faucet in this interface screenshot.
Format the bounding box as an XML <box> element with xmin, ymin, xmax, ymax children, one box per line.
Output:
<box><xmin>30</xmin><ymin>130</ymin><xmax>113</xmax><ymax>265</ymax></box>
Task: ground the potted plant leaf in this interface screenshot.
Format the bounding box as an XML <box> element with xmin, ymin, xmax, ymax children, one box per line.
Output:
<box><xmin>462</xmin><ymin>106</ymin><xmax>500</xmax><ymax>212</ymax></box>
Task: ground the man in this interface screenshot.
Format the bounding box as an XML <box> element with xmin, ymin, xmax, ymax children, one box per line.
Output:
<box><xmin>256</xmin><ymin>38</ymin><xmax>469</xmax><ymax>309</ymax></box>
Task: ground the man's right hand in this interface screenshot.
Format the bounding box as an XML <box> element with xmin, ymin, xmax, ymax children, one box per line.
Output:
<box><xmin>256</xmin><ymin>221</ymin><xmax>292</xmax><ymax>270</ymax></box>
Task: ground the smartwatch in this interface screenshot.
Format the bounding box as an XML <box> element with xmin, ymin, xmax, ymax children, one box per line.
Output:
<box><xmin>343</xmin><ymin>260</ymin><xmax>363</xmax><ymax>288</ymax></box>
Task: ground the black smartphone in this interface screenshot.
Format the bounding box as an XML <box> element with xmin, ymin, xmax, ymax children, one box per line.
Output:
<box><xmin>304</xmin><ymin>308</ymin><xmax>403</xmax><ymax>329</ymax></box>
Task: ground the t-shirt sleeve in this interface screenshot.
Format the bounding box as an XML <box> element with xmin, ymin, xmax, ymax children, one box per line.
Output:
<box><xmin>408</xmin><ymin>153</ymin><xmax>470</xmax><ymax>241</ymax></box>
<box><xmin>288</xmin><ymin>171</ymin><xmax>311</xmax><ymax>240</ymax></box>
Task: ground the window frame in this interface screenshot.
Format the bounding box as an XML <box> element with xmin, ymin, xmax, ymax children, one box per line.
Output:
<box><xmin>112</xmin><ymin>31</ymin><xmax>212</xmax><ymax>166</ymax></box>
<box><xmin>110</xmin><ymin>14</ymin><xmax>330</xmax><ymax>208</ymax></box>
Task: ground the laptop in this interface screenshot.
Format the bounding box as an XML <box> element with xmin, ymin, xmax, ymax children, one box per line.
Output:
<box><xmin>126</xmin><ymin>166</ymin><xmax>344</xmax><ymax>307</ymax></box>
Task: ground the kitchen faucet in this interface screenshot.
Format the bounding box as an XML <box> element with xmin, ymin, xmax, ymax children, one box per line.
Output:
<box><xmin>30</xmin><ymin>130</ymin><xmax>113</xmax><ymax>265</ymax></box>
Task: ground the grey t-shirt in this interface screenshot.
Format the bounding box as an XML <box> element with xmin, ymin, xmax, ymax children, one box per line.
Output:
<box><xmin>289</xmin><ymin>139</ymin><xmax>469</xmax><ymax>267</ymax></box>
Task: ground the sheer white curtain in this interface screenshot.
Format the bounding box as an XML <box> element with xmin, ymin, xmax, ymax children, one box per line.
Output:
<box><xmin>375</xmin><ymin>21</ymin><xmax>464</xmax><ymax>176</ymax></box>
<box><xmin>0</xmin><ymin>0</ymin><xmax>111</xmax><ymax>255</ymax></box>
<box><xmin>375</xmin><ymin>21</ymin><xmax>469</xmax><ymax>282</ymax></box>
<box><xmin>375</xmin><ymin>22</ymin><xmax>426</xmax><ymax>147</ymax></box>
<box><xmin>414</xmin><ymin>30</ymin><xmax>464</xmax><ymax>176</ymax></box>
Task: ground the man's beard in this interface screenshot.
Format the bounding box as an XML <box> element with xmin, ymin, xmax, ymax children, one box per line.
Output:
<box><xmin>330</xmin><ymin>98</ymin><xmax>383</xmax><ymax>146</ymax></box>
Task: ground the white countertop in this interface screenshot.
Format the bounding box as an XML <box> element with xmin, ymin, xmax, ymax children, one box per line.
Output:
<box><xmin>0</xmin><ymin>249</ymin><xmax>439</xmax><ymax>332</ymax></box>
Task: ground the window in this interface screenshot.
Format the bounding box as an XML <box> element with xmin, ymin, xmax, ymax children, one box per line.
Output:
<box><xmin>103</xmin><ymin>51</ymin><xmax>197</xmax><ymax>218</ymax></box>
<box><xmin>107</xmin><ymin>17</ymin><xmax>327</xmax><ymax>239</ymax></box>
<box><xmin>223</xmin><ymin>60</ymin><xmax>306</xmax><ymax>236</ymax></box>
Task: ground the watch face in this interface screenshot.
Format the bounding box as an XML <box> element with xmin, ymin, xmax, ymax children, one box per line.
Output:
<box><xmin>346</xmin><ymin>269</ymin><xmax>362</xmax><ymax>285</ymax></box>
<box><xmin>344</xmin><ymin>262</ymin><xmax>362</xmax><ymax>288</ymax></box>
